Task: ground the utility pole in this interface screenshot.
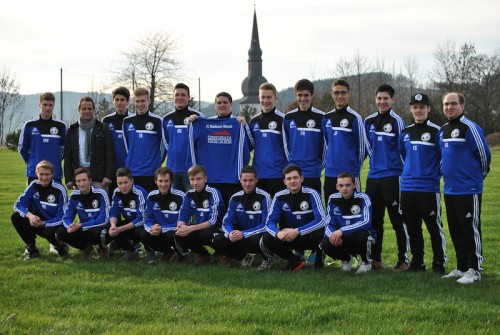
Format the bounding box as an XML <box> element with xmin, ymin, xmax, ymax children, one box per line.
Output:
<box><xmin>60</xmin><ymin>68</ymin><xmax>63</xmax><ymax>121</ymax></box>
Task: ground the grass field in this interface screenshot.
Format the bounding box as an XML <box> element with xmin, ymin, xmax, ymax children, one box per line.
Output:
<box><xmin>0</xmin><ymin>147</ymin><xmax>499</xmax><ymax>335</ymax></box>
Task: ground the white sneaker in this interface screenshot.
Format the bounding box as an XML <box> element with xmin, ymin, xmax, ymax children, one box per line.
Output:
<box><xmin>356</xmin><ymin>262</ymin><xmax>372</xmax><ymax>274</ymax></box>
<box><xmin>341</xmin><ymin>257</ymin><xmax>354</xmax><ymax>271</ymax></box>
<box><xmin>457</xmin><ymin>268</ymin><xmax>481</xmax><ymax>284</ymax></box>
<box><xmin>442</xmin><ymin>268</ymin><xmax>465</xmax><ymax>279</ymax></box>
<box><xmin>49</xmin><ymin>244</ymin><xmax>59</xmax><ymax>255</ymax></box>
<box><xmin>241</xmin><ymin>253</ymin><xmax>255</xmax><ymax>267</ymax></box>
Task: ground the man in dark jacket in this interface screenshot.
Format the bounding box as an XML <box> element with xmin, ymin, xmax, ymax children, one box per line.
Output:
<box><xmin>64</xmin><ymin>96</ymin><xmax>115</xmax><ymax>192</ymax></box>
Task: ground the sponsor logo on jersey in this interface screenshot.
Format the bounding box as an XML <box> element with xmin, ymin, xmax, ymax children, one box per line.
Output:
<box><xmin>252</xmin><ymin>201</ymin><xmax>261</xmax><ymax>211</ymax></box>
<box><xmin>202</xmin><ymin>199</ymin><xmax>209</xmax><ymax>209</ymax></box>
<box><xmin>50</xmin><ymin>127</ymin><xmax>59</xmax><ymax>135</ymax></box>
<box><xmin>300</xmin><ymin>201</ymin><xmax>309</xmax><ymax>211</ymax></box>
<box><xmin>129</xmin><ymin>200</ymin><xmax>136</xmax><ymax>209</ymax></box>
<box><xmin>351</xmin><ymin>205</ymin><xmax>361</xmax><ymax>215</ymax></box>
<box><xmin>169</xmin><ymin>202</ymin><xmax>178</xmax><ymax>211</ymax></box>
<box><xmin>145</xmin><ymin>122</ymin><xmax>154</xmax><ymax>131</ymax></box>
<box><xmin>451</xmin><ymin>128</ymin><xmax>460</xmax><ymax>138</ymax></box>
<box><xmin>268</xmin><ymin>121</ymin><xmax>277</xmax><ymax>130</ymax></box>
<box><xmin>340</xmin><ymin>119</ymin><xmax>349</xmax><ymax>128</ymax></box>
<box><xmin>306</xmin><ymin>119</ymin><xmax>316</xmax><ymax>128</ymax></box>
<box><xmin>421</xmin><ymin>132</ymin><xmax>431</xmax><ymax>142</ymax></box>
<box><xmin>47</xmin><ymin>194</ymin><xmax>56</xmax><ymax>203</ymax></box>
<box><xmin>92</xmin><ymin>200</ymin><xmax>99</xmax><ymax>209</ymax></box>
<box><xmin>383</xmin><ymin>123</ymin><xmax>392</xmax><ymax>133</ymax></box>
<box><xmin>208</xmin><ymin>130</ymin><xmax>232</xmax><ymax>145</ymax></box>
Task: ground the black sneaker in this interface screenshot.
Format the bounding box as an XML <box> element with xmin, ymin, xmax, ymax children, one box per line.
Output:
<box><xmin>55</xmin><ymin>244</ymin><xmax>69</xmax><ymax>257</ymax></box>
<box><xmin>432</xmin><ymin>264</ymin><xmax>446</xmax><ymax>275</ymax></box>
<box><xmin>313</xmin><ymin>250</ymin><xmax>324</xmax><ymax>270</ymax></box>
<box><xmin>281</xmin><ymin>258</ymin><xmax>305</xmax><ymax>273</ymax></box>
<box><xmin>408</xmin><ymin>263</ymin><xmax>426</xmax><ymax>272</ymax></box>
<box><xmin>24</xmin><ymin>245</ymin><xmax>40</xmax><ymax>260</ymax></box>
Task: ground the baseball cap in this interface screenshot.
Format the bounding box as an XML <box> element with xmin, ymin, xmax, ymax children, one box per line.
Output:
<box><xmin>410</xmin><ymin>93</ymin><xmax>430</xmax><ymax>106</ymax></box>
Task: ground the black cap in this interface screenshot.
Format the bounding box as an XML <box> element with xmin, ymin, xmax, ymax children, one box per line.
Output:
<box><xmin>410</xmin><ymin>93</ymin><xmax>430</xmax><ymax>106</ymax></box>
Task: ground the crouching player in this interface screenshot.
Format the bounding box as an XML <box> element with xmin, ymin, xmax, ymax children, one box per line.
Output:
<box><xmin>11</xmin><ymin>160</ymin><xmax>68</xmax><ymax>259</ymax></box>
<box><xmin>320</xmin><ymin>172</ymin><xmax>375</xmax><ymax>273</ymax></box>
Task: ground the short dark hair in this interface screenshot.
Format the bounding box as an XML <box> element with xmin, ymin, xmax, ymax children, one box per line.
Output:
<box><xmin>78</xmin><ymin>96</ymin><xmax>95</xmax><ymax>110</ymax></box>
<box><xmin>40</xmin><ymin>92</ymin><xmax>55</xmax><ymax>102</ymax></box>
<box><xmin>283</xmin><ymin>164</ymin><xmax>302</xmax><ymax>177</ymax></box>
<box><xmin>240</xmin><ymin>165</ymin><xmax>257</xmax><ymax>178</ymax></box>
<box><xmin>215</xmin><ymin>92</ymin><xmax>232</xmax><ymax>104</ymax></box>
<box><xmin>376</xmin><ymin>84</ymin><xmax>395</xmax><ymax>98</ymax></box>
<box><xmin>154</xmin><ymin>167</ymin><xmax>174</xmax><ymax>182</ymax></box>
<box><xmin>175</xmin><ymin>83</ymin><xmax>190</xmax><ymax>96</ymax></box>
<box><xmin>74</xmin><ymin>167</ymin><xmax>92</xmax><ymax>180</ymax></box>
<box><xmin>112</xmin><ymin>87</ymin><xmax>130</xmax><ymax>101</ymax></box>
<box><xmin>337</xmin><ymin>171</ymin><xmax>355</xmax><ymax>183</ymax></box>
<box><xmin>294</xmin><ymin>79</ymin><xmax>314</xmax><ymax>95</ymax></box>
<box><xmin>116</xmin><ymin>167</ymin><xmax>133</xmax><ymax>179</ymax></box>
<box><xmin>187</xmin><ymin>165</ymin><xmax>206</xmax><ymax>178</ymax></box>
<box><xmin>332</xmin><ymin>79</ymin><xmax>350</xmax><ymax>91</ymax></box>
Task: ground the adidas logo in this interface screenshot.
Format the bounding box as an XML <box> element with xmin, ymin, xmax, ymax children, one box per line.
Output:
<box><xmin>392</xmin><ymin>201</ymin><xmax>398</xmax><ymax>207</ymax></box>
<box><xmin>429</xmin><ymin>211</ymin><xmax>436</xmax><ymax>216</ymax></box>
<box><xmin>465</xmin><ymin>213</ymin><xmax>472</xmax><ymax>218</ymax></box>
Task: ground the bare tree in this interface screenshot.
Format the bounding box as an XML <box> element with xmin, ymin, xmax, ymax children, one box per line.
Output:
<box><xmin>113</xmin><ymin>31</ymin><xmax>182</xmax><ymax>116</ymax></box>
<box><xmin>0</xmin><ymin>68</ymin><xmax>25</xmax><ymax>145</ymax></box>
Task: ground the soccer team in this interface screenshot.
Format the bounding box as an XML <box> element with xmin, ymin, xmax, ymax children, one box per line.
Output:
<box><xmin>12</xmin><ymin>79</ymin><xmax>491</xmax><ymax>285</ymax></box>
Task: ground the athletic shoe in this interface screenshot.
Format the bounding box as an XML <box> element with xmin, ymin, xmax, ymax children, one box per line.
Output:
<box><xmin>356</xmin><ymin>262</ymin><xmax>372</xmax><ymax>274</ymax></box>
<box><xmin>145</xmin><ymin>251</ymin><xmax>157</xmax><ymax>263</ymax></box>
<box><xmin>81</xmin><ymin>245</ymin><xmax>95</xmax><ymax>259</ymax></box>
<box><xmin>98</xmin><ymin>247</ymin><xmax>109</xmax><ymax>260</ymax></box>
<box><xmin>49</xmin><ymin>243</ymin><xmax>58</xmax><ymax>255</ymax></box>
<box><xmin>118</xmin><ymin>251</ymin><xmax>140</xmax><ymax>262</ymax></box>
<box><xmin>393</xmin><ymin>261</ymin><xmax>409</xmax><ymax>272</ymax></box>
<box><xmin>257</xmin><ymin>259</ymin><xmax>274</xmax><ymax>271</ymax></box>
<box><xmin>281</xmin><ymin>258</ymin><xmax>305</xmax><ymax>273</ymax></box>
<box><xmin>372</xmin><ymin>260</ymin><xmax>384</xmax><ymax>270</ymax></box>
<box><xmin>55</xmin><ymin>243</ymin><xmax>69</xmax><ymax>257</ymax></box>
<box><xmin>456</xmin><ymin>268</ymin><xmax>481</xmax><ymax>284</ymax></box>
<box><xmin>219</xmin><ymin>255</ymin><xmax>231</xmax><ymax>267</ymax></box>
<box><xmin>408</xmin><ymin>263</ymin><xmax>426</xmax><ymax>272</ymax></box>
<box><xmin>24</xmin><ymin>245</ymin><xmax>40</xmax><ymax>260</ymax></box>
<box><xmin>313</xmin><ymin>250</ymin><xmax>324</xmax><ymax>270</ymax></box>
<box><xmin>442</xmin><ymin>268</ymin><xmax>465</xmax><ymax>279</ymax></box>
<box><xmin>432</xmin><ymin>264</ymin><xmax>446</xmax><ymax>275</ymax></box>
<box><xmin>194</xmin><ymin>254</ymin><xmax>212</xmax><ymax>265</ymax></box>
<box><xmin>162</xmin><ymin>250</ymin><xmax>175</xmax><ymax>263</ymax></box>
<box><xmin>241</xmin><ymin>253</ymin><xmax>255</xmax><ymax>267</ymax></box>
<box><xmin>341</xmin><ymin>257</ymin><xmax>354</xmax><ymax>271</ymax></box>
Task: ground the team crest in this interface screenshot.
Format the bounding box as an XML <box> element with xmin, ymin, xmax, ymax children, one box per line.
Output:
<box><xmin>414</xmin><ymin>94</ymin><xmax>423</xmax><ymax>101</ymax></box>
<box><xmin>169</xmin><ymin>202</ymin><xmax>177</xmax><ymax>211</ymax></box>
<box><xmin>268</xmin><ymin>121</ymin><xmax>277</xmax><ymax>130</ymax></box>
<box><xmin>129</xmin><ymin>200</ymin><xmax>136</xmax><ymax>209</ymax></box>
<box><xmin>340</xmin><ymin>119</ymin><xmax>349</xmax><ymax>128</ymax></box>
<box><xmin>351</xmin><ymin>205</ymin><xmax>361</xmax><ymax>215</ymax></box>
<box><xmin>306</xmin><ymin>119</ymin><xmax>316</xmax><ymax>128</ymax></box>
<box><xmin>451</xmin><ymin>129</ymin><xmax>460</xmax><ymax>138</ymax></box>
<box><xmin>300</xmin><ymin>201</ymin><xmax>309</xmax><ymax>211</ymax></box>
<box><xmin>47</xmin><ymin>194</ymin><xmax>56</xmax><ymax>203</ymax></box>
<box><xmin>49</xmin><ymin>127</ymin><xmax>58</xmax><ymax>135</ymax></box>
<box><xmin>383</xmin><ymin>123</ymin><xmax>392</xmax><ymax>132</ymax></box>
<box><xmin>145</xmin><ymin>122</ymin><xmax>154</xmax><ymax>131</ymax></box>
<box><xmin>202</xmin><ymin>199</ymin><xmax>209</xmax><ymax>209</ymax></box>
<box><xmin>183</xmin><ymin>117</ymin><xmax>189</xmax><ymax>125</ymax></box>
<box><xmin>252</xmin><ymin>201</ymin><xmax>261</xmax><ymax>211</ymax></box>
<box><xmin>92</xmin><ymin>200</ymin><xmax>99</xmax><ymax>209</ymax></box>
<box><xmin>421</xmin><ymin>132</ymin><xmax>431</xmax><ymax>142</ymax></box>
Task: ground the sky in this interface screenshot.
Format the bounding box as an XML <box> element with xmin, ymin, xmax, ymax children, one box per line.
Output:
<box><xmin>2</xmin><ymin>0</ymin><xmax>500</xmax><ymax>103</ymax></box>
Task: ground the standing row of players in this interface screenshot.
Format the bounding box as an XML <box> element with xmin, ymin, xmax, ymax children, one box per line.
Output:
<box><xmin>15</xmin><ymin>80</ymin><xmax>491</xmax><ymax>284</ymax></box>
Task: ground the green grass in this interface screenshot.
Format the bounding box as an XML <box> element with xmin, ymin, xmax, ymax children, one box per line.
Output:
<box><xmin>0</xmin><ymin>147</ymin><xmax>499</xmax><ymax>334</ymax></box>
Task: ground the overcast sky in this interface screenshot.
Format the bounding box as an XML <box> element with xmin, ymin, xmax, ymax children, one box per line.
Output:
<box><xmin>2</xmin><ymin>0</ymin><xmax>499</xmax><ymax>102</ymax></box>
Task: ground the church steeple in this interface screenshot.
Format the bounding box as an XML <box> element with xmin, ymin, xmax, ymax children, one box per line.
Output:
<box><xmin>241</xmin><ymin>7</ymin><xmax>267</xmax><ymax>107</ymax></box>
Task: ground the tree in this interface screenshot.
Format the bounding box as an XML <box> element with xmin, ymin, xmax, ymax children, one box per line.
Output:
<box><xmin>113</xmin><ymin>31</ymin><xmax>182</xmax><ymax>116</ymax></box>
<box><xmin>239</xmin><ymin>105</ymin><xmax>256</xmax><ymax>123</ymax></box>
<box><xmin>0</xmin><ymin>68</ymin><xmax>25</xmax><ymax>145</ymax></box>
<box><xmin>5</xmin><ymin>129</ymin><xmax>21</xmax><ymax>151</ymax></box>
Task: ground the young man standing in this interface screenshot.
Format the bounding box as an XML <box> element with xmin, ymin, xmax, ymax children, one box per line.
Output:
<box><xmin>175</xmin><ymin>165</ymin><xmax>225</xmax><ymax>265</ymax></box>
<box><xmin>18</xmin><ymin>92</ymin><xmax>67</xmax><ymax>184</ymax></box>
<box><xmin>320</xmin><ymin>172</ymin><xmax>375</xmax><ymax>274</ymax></box>
<box><xmin>106</xmin><ymin>168</ymin><xmax>148</xmax><ymax>261</ymax></box>
<box><xmin>249</xmin><ymin>82</ymin><xmax>288</xmax><ymax>197</ymax></box>
<box><xmin>261</xmin><ymin>164</ymin><xmax>326</xmax><ymax>272</ymax></box>
<box><xmin>163</xmin><ymin>83</ymin><xmax>204</xmax><ymax>192</ymax></box>
<box><xmin>140</xmin><ymin>167</ymin><xmax>186</xmax><ymax>263</ymax></box>
<box><xmin>123</xmin><ymin>88</ymin><xmax>166</xmax><ymax>193</ymax></box>
<box><xmin>212</xmin><ymin>166</ymin><xmax>273</xmax><ymax>269</ymax></box>
<box><xmin>399</xmin><ymin>93</ymin><xmax>447</xmax><ymax>274</ymax></box>
<box><xmin>283</xmin><ymin>79</ymin><xmax>325</xmax><ymax>194</ymax></box>
<box><xmin>364</xmin><ymin>84</ymin><xmax>409</xmax><ymax>271</ymax></box>
<box><xmin>11</xmin><ymin>160</ymin><xmax>68</xmax><ymax>259</ymax></box>
<box><xmin>322</xmin><ymin>79</ymin><xmax>368</xmax><ymax>201</ymax></box>
<box><xmin>64</xmin><ymin>97</ymin><xmax>115</xmax><ymax>192</ymax></box>
<box><xmin>440</xmin><ymin>92</ymin><xmax>490</xmax><ymax>284</ymax></box>
<box><xmin>57</xmin><ymin>167</ymin><xmax>110</xmax><ymax>259</ymax></box>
